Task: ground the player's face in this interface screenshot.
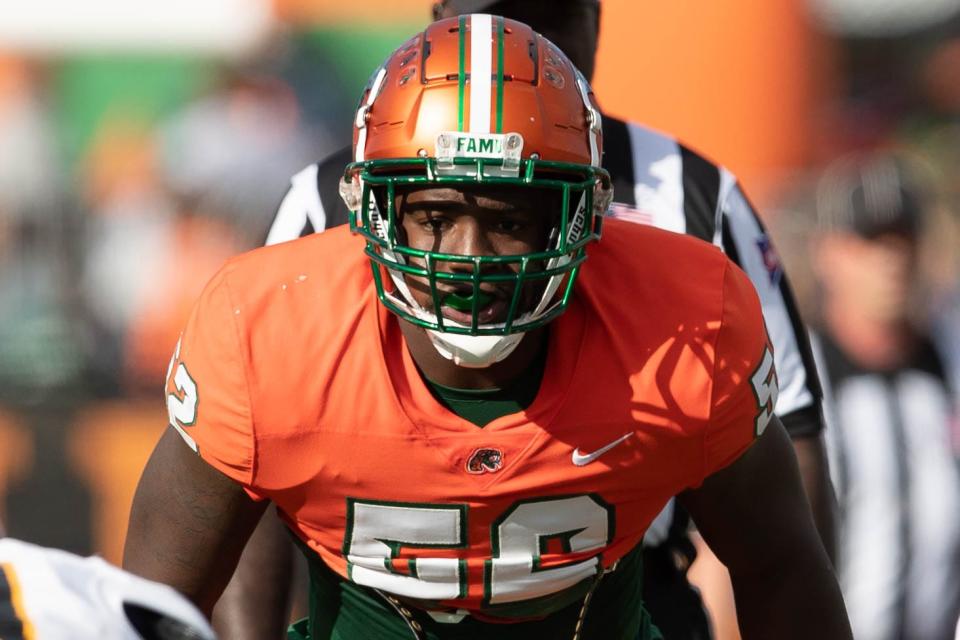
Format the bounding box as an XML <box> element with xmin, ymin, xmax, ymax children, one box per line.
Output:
<box><xmin>396</xmin><ymin>185</ymin><xmax>557</xmax><ymax>326</ymax></box>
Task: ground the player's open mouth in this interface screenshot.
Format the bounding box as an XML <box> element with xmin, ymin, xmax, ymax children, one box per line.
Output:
<box><xmin>439</xmin><ymin>290</ymin><xmax>507</xmax><ymax>325</ymax></box>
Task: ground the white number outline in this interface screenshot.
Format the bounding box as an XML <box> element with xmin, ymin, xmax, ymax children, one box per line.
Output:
<box><xmin>343</xmin><ymin>499</ymin><xmax>469</xmax><ymax>600</ymax></box>
<box><xmin>165</xmin><ymin>338</ymin><xmax>199</xmax><ymax>452</ymax></box>
<box><xmin>750</xmin><ymin>344</ymin><xmax>779</xmax><ymax>436</ymax></box>
<box><xmin>342</xmin><ymin>494</ymin><xmax>614</xmax><ymax>607</ymax></box>
<box><xmin>484</xmin><ymin>494</ymin><xmax>614</xmax><ymax>606</ymax></box>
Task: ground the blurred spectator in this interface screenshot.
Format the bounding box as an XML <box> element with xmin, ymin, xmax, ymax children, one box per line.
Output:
<box><xmin>810</xmin><ymin>151</ymin><xmax>960</xmax><ymax>640</ymax></box>
<box><xmin>907</xmin><ymin>124</ymin><xmax>960</xmax><ymax>408</ymax></box>
<box><xmin>121</xmin><ymin>211</ymin><xmax>242</xmax><ymax>390</ymax></box>
<box><xmin>0</xmin><ymin>57</ymin><xmax>58</xmax><ymax>218</ymax></box>
<box><xmin>158</xmin><ymin>66</ymin><xmax>321</xmax><ymax>246</ymax></box>
<box><xmin>0</xmin><ymin>56</ymin><xmax>84</xmax><ymax>402</ymax></box>
<box><xmin>79</xmin><ymin>65</ymin><xmax>320</xmax><ymax>393</ymax></box>
<box><xmin>78</xmin><ymin>117</ymin><xmax>180</xmax><ymax>394</ymax></box>
<box><xmin>78</xmin><ymin>116</ymin><xmax>245</xmax><ymax>393</ymax></box>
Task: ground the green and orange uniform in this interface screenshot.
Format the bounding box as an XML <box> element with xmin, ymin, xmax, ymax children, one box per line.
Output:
<box><xmin>165</xmin><ymin>218</ymin><xmax>777</xmax><ymax>639</ymax></box>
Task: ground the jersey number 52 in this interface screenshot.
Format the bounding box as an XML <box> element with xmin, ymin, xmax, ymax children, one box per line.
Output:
<box><xmin>165</xmin><ymin>338</ymin><xmax>199</xmax><ymax>452</ymax></box>
<box><xmin>750</xmin><ymin>345</ymin><xmax>779</xmax><ymax>436</ymax></box>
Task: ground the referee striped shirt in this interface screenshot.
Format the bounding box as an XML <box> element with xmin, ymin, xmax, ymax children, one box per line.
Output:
<box><xmin>815</xmin><ymin>332</ymin><xmax>960</xmax><ymax>640</ymax></box>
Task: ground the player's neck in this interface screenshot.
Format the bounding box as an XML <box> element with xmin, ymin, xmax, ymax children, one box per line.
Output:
<box><xmin>399</xmin><ymin>320</ymin><xmax>548</xmax><ymax>390</ymax></box>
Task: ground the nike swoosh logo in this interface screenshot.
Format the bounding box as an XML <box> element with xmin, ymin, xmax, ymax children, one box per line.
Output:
<box><xmin>572</xmin><ymin>433</ymin><xmax>632</xmax><ymax>466</ymax></box>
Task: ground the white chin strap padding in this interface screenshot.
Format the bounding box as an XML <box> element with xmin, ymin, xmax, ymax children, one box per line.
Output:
<box><xmin>426</xmin><ymin>331</ymin><xmax>525</xmax><ymax>368</ymax></box>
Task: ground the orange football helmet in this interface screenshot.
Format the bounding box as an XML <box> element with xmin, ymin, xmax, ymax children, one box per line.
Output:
<box><xmin>340</xmin><ymin>14</ymin><xmax>611</xmax><ymax>367</ymax></box>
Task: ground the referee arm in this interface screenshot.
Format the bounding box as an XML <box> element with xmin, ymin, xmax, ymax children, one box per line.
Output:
<box><xmin>680</xmin><ymin>417</ymin><xmax>852</xmax><ymax>640</ymax></box>
<box><xmin>783</xmin><ymin>407</ymin><xmax>836</xmax><ymax>562</ymax></box>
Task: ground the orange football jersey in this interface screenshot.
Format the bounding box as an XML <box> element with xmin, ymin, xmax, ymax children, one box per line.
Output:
<box><xmin>164</xmin><ymin>218</ymin><xmax>777</xmax><ymax>612</ymax></box>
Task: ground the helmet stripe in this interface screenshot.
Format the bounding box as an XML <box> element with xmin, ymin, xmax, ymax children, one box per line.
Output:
<box><xmin>468</xmin><ymin>14</ymin><xmax>493</xmax><ymax>133</ymax></box>
<box><xmin>495</xmin><ymin>15</ymin><xmax>505</xmax><ymax>133</ymax></box>
<box><xmin>354</xmin><ymin>66</ymin><xmax>387</xmax><ymax>162</ymax></box>
<box><xmin>457</xmin><ymin>15</ymin><xmax>467</xmax><ymax>132</ymax></box>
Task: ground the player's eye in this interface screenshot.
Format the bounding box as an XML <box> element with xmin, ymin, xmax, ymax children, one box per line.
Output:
<box><xmin>494</xmin><ymin>218</ymin><xmax>526</xmax><ymax>233</ymax></box>
<box><xmin>422</xmin><ymin>216</ymin><xmax>448</xmax><ymax>232</ymax></box>
<box><xmin>405</xmin><ymin>212</ymin><xmax>451</xmax><ymax>235</ymax></box>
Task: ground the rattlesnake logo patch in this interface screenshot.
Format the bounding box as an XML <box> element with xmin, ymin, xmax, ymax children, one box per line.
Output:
<box><xmin>465</xmin><ymin>448</ymin><xmax>503</xmax><ymax>474</ymax></box>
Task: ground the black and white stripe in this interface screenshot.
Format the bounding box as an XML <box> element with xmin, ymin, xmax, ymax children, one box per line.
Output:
<box><xmin>264</xmin><ymin>147</ymin><xmax>353</xmax><ymax>246</ymax></box>
<box><xmin>815</xmin><ymin>333</ymin><xmax>960</xmax><ymax>640</ymax></box>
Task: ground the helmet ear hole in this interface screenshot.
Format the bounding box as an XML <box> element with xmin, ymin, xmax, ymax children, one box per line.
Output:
<box><xmin>338</xmin><ymin>175</ymin><xmax>362</xmax><ymax>212</ymax></box>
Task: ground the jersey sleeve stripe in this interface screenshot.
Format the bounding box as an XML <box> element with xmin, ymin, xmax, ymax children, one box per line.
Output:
<box><xmin>0</xmin><ymin>563</ymin><xmax>34</xmax><ymax>640</ymax></box>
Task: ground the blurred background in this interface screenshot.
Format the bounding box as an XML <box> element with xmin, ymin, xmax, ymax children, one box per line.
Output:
<box><xmin>0</xmin><ymin>0</ymin><xmax>957</xmax><ymax>583</ymax></box>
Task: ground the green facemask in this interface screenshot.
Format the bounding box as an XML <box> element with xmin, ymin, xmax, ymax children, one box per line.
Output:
<box><xmin>342</xmin><ymin>155</ymin><xmax>611</xmax><ymax>337</ymax></box>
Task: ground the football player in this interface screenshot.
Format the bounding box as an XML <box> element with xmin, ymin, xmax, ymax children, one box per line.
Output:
<box><xmin>124</xmin><ymin>16</ymin><xmax>850</xmax><ymax>640</ymax></box>
<box><xmin>249</xmin><ymin>1</ymin><xmax>835</xmax><ymax>638</ymax></box>
<box><xmin>0</xmin><ymin>537</ymin><xmax>215</xmax><ymax>639</ymax></box>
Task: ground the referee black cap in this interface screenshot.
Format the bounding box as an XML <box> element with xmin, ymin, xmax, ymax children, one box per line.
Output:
<box><xmin>816</xmin><ymin>152</ymin><xmax>926</xmax><ymax>239</ymax></box>
<box><xmin>433</xmin><ymin>0</ymin><xmax>599</xmax><ymax>20</ymax></box>
<box><xmin>431</xmin><ymin>0</ymin><xmax>602</xmax><ymax>80</ymax></box>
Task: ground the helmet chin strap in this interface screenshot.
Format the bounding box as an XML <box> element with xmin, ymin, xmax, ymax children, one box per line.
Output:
<box><xmin>426</xmin><ymin>331</ymin><xmax>525</xmax><ymax>368</ymax></box>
